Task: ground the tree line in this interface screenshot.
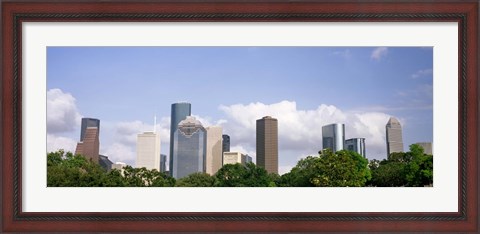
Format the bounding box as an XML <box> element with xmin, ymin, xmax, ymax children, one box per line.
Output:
<box><xmin>47</xmin><ymin>144</ymin><xmax>432</xmax><ymax>187</ymax></box>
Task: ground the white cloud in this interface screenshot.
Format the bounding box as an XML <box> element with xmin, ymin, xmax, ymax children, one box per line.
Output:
<box><xmin>219</xmin><ymin>101</ymin><xmax>393</xmax><ymax>161</ymax></box>
<box><xmin>47</xmin><ymin>134</ymin><xmax>77</xmax><ymax>153</ymax></box>
<box><xmin>411</xmin><ymin>69</ymin><xmax>433</xmax><ymax>79</ymax></box>
<box><xmin>370</xmin><ymin>47</ymin><xmax>388</xmax><ymax>60</ymax></box>
<box><xmin>47</xmin><ymin>89</ymin><xmax>82</xmax><ymax>133</ymax></box>
<box><xmin>102</xmin><ymin>142</ymin><xmax>135</xmax><ymax>165</ymax></box>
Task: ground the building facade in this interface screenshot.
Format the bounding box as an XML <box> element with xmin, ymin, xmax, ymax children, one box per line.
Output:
<box><xmin>136</xmin><ymin>131</ymin><xmax>161</xmax><ymax>171</ymax></box>
<box><xmin>172</xmin><ymin>116</ymin><xmax>207</xmax><ymax>179</ymax></box>
<box><xmin>414</xmin><ymin>142</ymin><xmax>433</xmax><ymax>155</ymax></box>
<box><xmin>160</xmin><ymin>154</ymin><xmax>167</xmax><ymax>173</ymax></box>
<box><xmin>169</xmin><ymin>102</ymin><xmax>191</xmax><ymax>176</ymax></box>
<box><xmin>386</xmin><ymin>117</ymin><xmax>404</xmax><ymax>156</ymax></box>
<box><xmin>222</xmin><ymin>134</ymin><xmax>230</xmax><ymax>153</ymax></box>
<box><xmin>80</xmin><ymin>118</ymin><xmax>100</xmax><ymax>141</ymax></box>
<box><xmin>75</xmin><ymin>126</ymin><xmax>100</xmax><ymax>163</ymax></box>
<box><xmin>99</xmin><ymin>154</ymin><xmax>113</xmax><ymax>171</ymax></box>
<box><xmin>322</xmin><ymin>123</ymin><xmax>345</xmax><ymax>153</ymax></box>
<box><xmin>205</xmin><ymin>126</ymin><xmax>223</xmax><ymax>175</ymax></box>
<box><xmin>223</xmin><ymin>152</ymin><xmax>246</xmax><ymax>166</ymax></box>
<box><xmin>345</xmin><ymin>138</ymin><xmax>366</xmax><ymax>158</ymax></box>
<box><xmin>256</xmin><ymin>116</ymin><xmax>278</xmax><ymax>174</ymax></box>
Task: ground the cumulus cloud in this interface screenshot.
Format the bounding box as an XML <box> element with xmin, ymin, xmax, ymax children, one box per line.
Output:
<box><xmin>411</xmin><ymin>69</ymin><xmax>433</xmax><ymax>79</ymax></box>
<box><xmin>47</xmin><ymin>89</ymin><xmax>82</xmax><ymax>133</ymax></box>
<box><xmin>99</xmin><ymin>117</ymin><xmax>171</xmax><ymax>165</ymax></box>
<box><xmin>370</xmin><ymin>47</ymin><xmax>388</xmax><ymax>61</ymax></box>
<box><xmin>47</xmin><ymin>134</ymin><xmax>77</xmax><ymax>153</ymax></box>
<box><xmin>102</xmin><ymin>142</ymin><xmax>136</xmax><ymax>165</ymax></box>
<box><xmin>219</xmin><ymin>101</ymin><xmax>392</xmax><ymax>161</ymax></box>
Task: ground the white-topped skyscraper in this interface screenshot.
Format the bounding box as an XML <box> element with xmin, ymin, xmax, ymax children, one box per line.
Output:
<box><xmin>172</xmin><ymin>116</ymin><xmax>207</xmax><ymax>179</ymax></box>
<box><xmin>386</xmin><ymin>117</ymin><xmax>404</xmax><ymax>157</ymax></box>
<box><xmin>322</xmin><ymin>123</ymin><xmax>345</xmax><ymax>153</ymax></box>
<box><xmin>169</xmin><ymin>102</ymin><xmax>191</xmax><ymax>176</ymax></box>
<box><xmin>136</xmin><ymin>116</ymin><xmax>161</xmax><ymax>171</ymax></box>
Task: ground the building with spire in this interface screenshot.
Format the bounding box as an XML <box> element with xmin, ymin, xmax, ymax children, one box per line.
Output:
<box><xmin>136</xmin><ymin>116</ymin><xmax>161</xmax><ymax>171</ymax></box>
<box><xmin>386</xmin><ymin>117</ymin><xmax>404</xmax><ymax>157</ymax></box>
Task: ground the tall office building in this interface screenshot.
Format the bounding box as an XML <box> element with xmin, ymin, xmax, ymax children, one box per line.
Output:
<box><xmin>160</xmin><ymin>154</ymin><xmax>167</xmax><ymax>173</ymax></box>
<box><xmin>413</xmin><ymin>142</ymin><xmax>433</xmax><ymax>155</ymax></box>
<box><xmin>256</xmin><ymin>116</ymin><xmax>278</xmax><ymax>174</ymax></box>
<box><xmin>345</xmin><ymin>138</ymin><xmax>366</xmax><ymax>158</ymax></box>
<box><xmin>172</xmin><ymin>116</ymin><xmax>207</xmax><ymax>179</ymax></box>
<box><xmin>169</xmin><ymin>102</ymin><xmax>191</xmax><ymax>176</ymax></box>
<box><xmin>386</xmin><ymin>117</ymin><xmax>404</xmax><ymax>156</ymax></box>
<box><xmin>222</xmin><ymin>134</ymin><xmax>230</xmax><ymax>153</ymax></box>
<box><xmin>80</xmin><ymin>118</ymin><xmax>100</xmax><ymax>141</ymax></box>
<box><xmin>205</xmin><ymin>126</ymin><xmax>223</xmax><ymax>175</ymax></box>
<box><xmin>75</xmin><ymin>127</ymin><xmax>99</xmax><ymax>163</ymax></box>
<box><xmin>136</xmin><ymin>131</ymin><xmax>161</xmax><ymax>171</ymax></box>
<box><xmin>322</xmin><ymin>123</ymin><xmax>345</xmax><ymax>153</ymax></box>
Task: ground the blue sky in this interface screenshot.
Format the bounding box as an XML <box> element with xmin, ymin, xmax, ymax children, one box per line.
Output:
<box><xmin>47</xmin><ymin>46</ymin><xmax>433</xmax><ymax>174</ymax></box>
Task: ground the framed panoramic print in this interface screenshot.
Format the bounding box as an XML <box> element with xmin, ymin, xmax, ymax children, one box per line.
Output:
<box><xmin>1</xmin><ymin>0</ymin><xmax>479</xmax><ymax>232</ymax></box>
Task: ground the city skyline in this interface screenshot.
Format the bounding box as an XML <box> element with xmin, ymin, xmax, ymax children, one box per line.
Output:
<box><xmin>47</xmin><ymin>47</ymin><xmax>433</xmax><ymax>174</ymax></box>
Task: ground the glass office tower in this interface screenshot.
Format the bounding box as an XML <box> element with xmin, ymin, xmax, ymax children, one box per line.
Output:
<box><xmin>322</xmin><ymin>123</ymin><xmax>345</xmax><ymax>153</ymax></box>
<box><xmin>345</xmin><ymin>138</ymin><xmax>366</xmax><ymax>158</ymax></box>
<box><xmin>169</xmin><ymin>102</ymin><xmax>191</xmax><ymax>176</ymax></box>
<box><xmin>222</xmin><ymin>134</ymin><xmax>230</xmax><ymax>153</ymax></box>
<box><xmin>172</xmin><ymin>116</ymin><xmax>206</xmax><ymax>179</ymax></box>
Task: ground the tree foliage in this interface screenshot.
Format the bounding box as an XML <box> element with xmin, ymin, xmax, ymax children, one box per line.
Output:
<box><xmin>176</xmin><ymin>172</ymin><xmax>215</xmax><ymax>187</ymax></box>
<box><xmin>369</xmin><ymin>144</ymin><xmax>433</xmax><ymax>187</ymax></box>
<box><xmin>278</xmin><ymin>149</ymin><xmax>371</xmax><ymax>187</ymax></box>
<box><xmin>214</xmin><ymin>163</ymin><xmax>276</xmax><ymax>187</ymax></box>
<box><xmin>47</xmin><ymin>151</ymin><xmax>175</xmax><ymax>187</ymax></box>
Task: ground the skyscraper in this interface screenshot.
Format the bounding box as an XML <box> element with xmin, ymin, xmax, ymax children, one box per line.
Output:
<box><xmin>386</xmin><ymin>117</ymin><xmax>404</xmax><ymax>156</ymax></box>
<box><xmin>345</xmin><ymin>138</ymin><xmax>366</xmax><ymax>158</ymax></box>
<box><xmin>169</xmin><ymin>102</ymin><xmax>191</xmax><ymax>176</ymax></box>
<box><xmin>80</xmin><ymin>118</ymin><xmax>100</xmax><ymax>141</ymax></box>
<box><xmin>256</xmin><ymin>116</ymin><xmax>278</xmax><ymax>174</ymax></box>
<box><xmin>75</xmin><ymin>127</ymin><xmax>99</xmax><ymax>163</ymax></box>
<box><xmin>136</xmin><ymin>131</ymin><xmax>161</xmax><ymax>171</ymax></box>
<box><xmin>172</xmin><ymin>116</ymin><xmax>207</xmax><ymax>179</ymax></box>
<box><xmin>205</xmin><ymin>126</ymin><xmax>223</xmax><ymax>175</ymax></box>
<box><xmin>322</xmin><ymin>123</ymin><xmax>345</xmax><ymax>153</ymax></box>
<box><xmin>222</xmin><ymin>134</ymin><xmax>230</xmax><ymax>153</ymax></box>
<box><xmin>160</xmin><ymin>154</ymin><xmax>167</xmax><ymax>173</ymax></box>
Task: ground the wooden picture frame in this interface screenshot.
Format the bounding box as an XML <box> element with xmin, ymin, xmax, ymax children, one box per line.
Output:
<box><xmin>1</xmin><ymin>0</ymin><xmax>478</xmax><ymax>232</ymax></box>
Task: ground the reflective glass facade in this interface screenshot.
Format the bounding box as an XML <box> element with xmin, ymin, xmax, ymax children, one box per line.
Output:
<box><xmin>322</xmin><ymin>123</ymin><xmax>345</xmax><ymax>153</ymax></box>
<box><xmin>345</xmin><ymin>138</ymin><xmax>366</xmax><ymax>158</ymax></box>
<box><xmin>169</xmin><ymin>102</ymin><xmax>191</xmax><ymax>175</ymax></box>
<box><xmin>172</xmin><ymin>116</ymin><xmax>206</xmax><ymax>179</ymax></box>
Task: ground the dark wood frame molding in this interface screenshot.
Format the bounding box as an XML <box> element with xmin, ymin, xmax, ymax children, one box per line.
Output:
<box><xmin>1</xmin><ymin>0</ymin><xmax>478</xmax><ymax>232</ymax></box>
